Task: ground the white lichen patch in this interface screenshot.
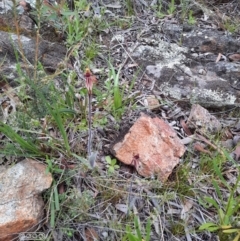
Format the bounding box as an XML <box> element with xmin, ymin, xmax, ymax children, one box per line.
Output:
<box><xmin>0</xmin><ymin>0</ymin><xmax>13</xmax><ymax>14</ymax></box>
<box><xmin>225</xmin><ymin>62</ymin><xmax>240</xmax><ymax>73</ymax></box>
<box><xmin>129</xmin><ymin>30</ymin><xmax>239</xmax><ymax>108</ymax></box>
<box><xmin>10</xmin><ymin>34</ymin><xmax>31</xmax><ymax>42</ymax></box>
<box><xmin>131</xmin><ymin>37</ymin><xmax>188</xmax><ymax>78</ymax></box>
<box><xmin>192</xmin><ymin>88</ymin><xmax>236</xmax><ymax>103</ymax></box>
<box><xmin>161</xmin><ymin>83</ymin><xmax>237</xmax><ymax>107</ymax></box>
<box><xmin>111</xmin><ymin>34</ymin><xmax>125</xmax><ymax>43</ymax></box>
<box><xmin>0</xmin><ymin>0</ymin><xmax>36</xmax><ymax>14</ymax></box>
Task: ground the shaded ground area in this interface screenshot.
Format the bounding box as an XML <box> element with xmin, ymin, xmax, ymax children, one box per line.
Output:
<box><xmin>0</xmin><ymin>0</ymin><xmax>240</xmax><ymax>240</ymax></box>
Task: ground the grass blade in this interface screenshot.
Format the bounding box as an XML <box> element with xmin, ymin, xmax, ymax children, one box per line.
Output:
<box><xmin>54</xmin><ymin>185</ymin><xmax>60</xmax><ymax>211</ymax></box>
<box><xmin>0</xmin><ymin>122</ymin><xmax>41</xmax><ymax>155</ymax></box>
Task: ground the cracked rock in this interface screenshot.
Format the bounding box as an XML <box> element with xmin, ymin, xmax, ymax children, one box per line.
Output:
<box><xmin>112</xmin><ymin>113</ymin><xmax>185</xmax><ymax>182</ymax></box>
<box><xmin>0</xmin><ymin>159</ymin><xmax>52</xmax><ymax>241</ymax></box>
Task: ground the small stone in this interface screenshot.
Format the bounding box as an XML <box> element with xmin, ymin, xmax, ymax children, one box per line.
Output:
<box><xmin>161</xmin><ymin>111</ymin><xmax>167</xmax><ymax>118</ymax></box>
<box><xmin>101</xmin><ymin>231</ymin><xmax>108</xmax><ymax>238</ymax></box>
<box><xmin>233</xmin><ymin>136</ymin><xmax>240</xmax><ymax>146</ymax></box>
<box><xmin>144</xmin><ymin>95</ymin><xmax>160</xmax><ymax>110</ymax></box>
<box><xmin>221</xmin><ymin>139</ymin><xmax>233</xmax><ymax>150</ymax></box>
<box><xmin>229</xmin><ymin>54</ymin><xmax>240</xmax><ymax>62</ymax></box>
<box><xmin>112</xmin><ymin>113</ymin><xmax>185</xmax><ymax>182</ymax></box>
<box><xmin>176</xmin><ymin>76</ymin><xmax>184</xmax><ymax>81</ymax></box>
<box><xmin>0</xmin><ymin>159</ymin><xmax>52</xmax><ymax>241</ymax></box>
<box><xmin>162</xmin><ymin>105</ymin><xmax>170</xmax><ymax>111</ymax></box>
<box><xmin>187</xmin><ymin>104</ymin><xmax>222</xmax><ymax>134</ymax></box>
<box><xmin>198</xmin><ymin>68</ymin><xmax>206</xmax><ymax>75</ymax></box>
<box><xmin>146</xmin><ymin>65</ymin><xmax>162</xmax><ymax>78</ymax></box>
<box><xmin>183</xmin><ymin>24</ymin><xmax>194</xmax><ymax>32</ymax></box>
<box><xmin>191</xmin><ymin>53</ymin><xmax>198</xmax><ymax>57</ymax></box>
<box><xmin>111</xmin><ymin>34</ymin><xmax>124</xmax><ymax>43</ymax></box>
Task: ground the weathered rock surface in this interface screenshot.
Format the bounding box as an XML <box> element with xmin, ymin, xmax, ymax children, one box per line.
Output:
<box><xmin>0</xmin><ymin>159</ymin><xmax>52</xmax><ymax>241</ymax></box>
<box><xmin>0</xmin><ymin>30</ymin><xmax>66</xmax><ymax>84</ymax></box>
<box><xmin>187</xmin><ymin>104</ymin><xmax>222</xmax><ymax>134</ymax></box>
<box><xmin>130</xmin><ymin>26</ymin><xmax>240</xmax><ymax>109</ymax></box>
<box><xmin>0</xmin><ymin>0</ymin><xmax>15</xmax><ymax>14</ymax></box>
<box><xmin>112</xmin><ymin>113</ymin><xmax>185</xmax><ymax>181</ymax></box>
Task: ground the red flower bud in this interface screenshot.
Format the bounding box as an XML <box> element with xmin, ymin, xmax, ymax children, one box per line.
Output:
<box><xmin>84</xmin><ymin>68</ymin><xmax>97</xmax><ymax>94</ymax></box>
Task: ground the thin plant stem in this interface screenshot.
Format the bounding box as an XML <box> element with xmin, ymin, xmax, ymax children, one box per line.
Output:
<box><xmin>87</xmin><ymin>93</ymin><xmax>92</xmax><ymax>162</ymax></box>
<box><xmin>33</xmin><ymin>0</ymin><xmax>42</xmax><ymax>82</ymax></box>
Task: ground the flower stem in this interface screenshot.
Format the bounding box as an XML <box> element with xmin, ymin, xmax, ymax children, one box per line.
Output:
<box><xmin>87</xmin><ymin>93</ymin><xmax>93</xmax><ymax>166</ymax></box>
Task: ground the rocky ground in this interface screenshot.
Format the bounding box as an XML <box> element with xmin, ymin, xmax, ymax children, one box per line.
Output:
<box><xmin>0</xmin><ymin>0</ymin><xmax>240</xmax><ymax>240</ymax></box>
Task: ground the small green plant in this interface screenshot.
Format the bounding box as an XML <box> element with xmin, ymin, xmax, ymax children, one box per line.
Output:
<box><xmin>112</xmin><ymin>17</ymin><xmax>133</xmax><ymax>29</ymax></box>
<box><xmin>45</xmin><ymin>158</ymin><xmax>63</xmax><ymax>228</ymax></box>
<box><xmin>62</xmin><ymin>228</ymin><xmax>74</xmax><ymax>238</ymax></box>
<box><xmin>188</xmin><ymin>10</ymin><xmax>196</xmax><ymax>25</ymax></box>
<box><xmin>154</xmin><ymin>0</ymin><xmax>168</xmax><ymax>18</ymax></box>
<box><xmin>46</xmin><ymin>157</ymin><xmax>64</xmax><ymax>175</ymax></box>
<box><xmin>109</xmin><ymin>62</ymin><xmax>123</xmax><ymax>116</ymax></box>
<box><xmin>199</xmin><ymin>151</ymin><xmax>240</xmax><ymax>241</ymax></box>
<box><xmin>167</xmin><ymin>0</ymin><xmax>176</xmax><ymax>15</ymax></box>
<box><xmin>172</xmin><ymin>164</ymin><xmax>194</xmax><ymax>197</ymax></box>
<box><xmin>170</xmin><ymin>221</ymin><xmax>185</xmax><ymax>236</ymax></box>
<box><xmin>84</xmin><ymin>41</ymin><xmax>99</xmax><ymax>62</ymax></box>
<box><xmin>223</xmin><ymin>20</ymin><xmax>239</xmax><ymax>33</ymax></box>
<box><xmin>59</xmin><ymin>187</ymin><xmax>95</xmax><ymax>221</ymax></box>
<box><xmin>125</xmin><ymin>0</ymin><xmax>134</xmax><ymax>16</ymax></box>
<box><xmin>94</xmin><ymin>60</ymin><xmax>138</xmax><ymax>119</ymax></box>
<box><xmin>179</xmin><ymin>0</ymin><xmax>191</xmax><ymax>21</ymax></box>
<box><xmin>74</xmin><ymin>0</ymin><xmax>88</xmax><ymax>10</ymax></box>
<box><xmin>199</xmin><ymin>153</ymin><xmax>224</xmax><ymax>175</ymax></box>
<box><xmin>105</xmin><ymin>155</ymin><xmax>120</xmax><ymax>175</ymax></box>
<box><xmin>94</xmin><ymin>61</ymin><xmax>125</xmax><ymax>119</ymax></box>
<box><xmin>123</xmin><ymin>216</ymin><xmax>151</xmax><ymax>241</ymax></box>
<box><xmin>62</xmin><ymin>10</ymin><xmax>89</xmax><ymax>46</ymax></box>
<box><xmin>155</xmin><ymin>0</ymin><xmax>176</xmax><ymax>18</ymax></box>
<box><xmin>50</xmin><ymin>182</ymin><xmax>60</xmax><ymax>227</ymax></box>
<box><xmin>155</xmin><ymin>3</ymin><xmax>166</xmax><ymax>18</ymax></box>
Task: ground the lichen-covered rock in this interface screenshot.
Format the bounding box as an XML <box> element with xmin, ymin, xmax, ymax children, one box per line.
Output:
<box><xmin>130</xmin><ymin>26</ymin><xmax>240</xmax><ymax>109</ymax></box>
<box><xmin>0</xmin><ymin>30</ymin><xmax>66</xmax><ymax>84</ymax></box>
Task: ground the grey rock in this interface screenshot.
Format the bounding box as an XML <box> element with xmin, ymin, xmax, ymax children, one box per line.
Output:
<box><xmin>233</xmin><ymin>136</ymin><xmax>240</xmax><ymax>146</ymax></box>
<box><xmin>130</xmin><ymin>27</ymin><xmax>240</xmax><ymax>108</ymax></box>
<box><xmin>187</xmin><ymin>104</ymin><xmax>222</xmax><ymax>134</ymax></box>
<box><xmin>0</xmin><ymin>30</ymin><xmax>66</xmax><ymax>84</ymax></box>
<box><xmin>221</xmin><ymin>139</ymin><xmax>234</xmax><ymax>150</ymax></box>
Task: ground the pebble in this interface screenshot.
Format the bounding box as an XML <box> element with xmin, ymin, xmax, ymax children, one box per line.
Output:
<box><xmin>221</xmin><ymin>139</ymin><xmax>234</xmax><ymax>150</ymax></box>
<box><xmin>233</xmin><ymin>136</ymin><xmax>240</xmax><ymax>146</ymax></box>
<box><xmin>198</xmin><ymin>69</ymin><xmax>206</xmax><ymax>75</ymax></box>
<box><xmin>191</xmin><ymin>53</ymin><xmax>199</xmax><ymax>59</ymax></box>
<box><xmin>101</xmin><ymin>231</ymin><xmax>108</xmax><ymax>238</ymax></box>
<box><xmin>161</xmin><ymin>105</ymin><xmax>170</xmax><ymax>111</ymax></box>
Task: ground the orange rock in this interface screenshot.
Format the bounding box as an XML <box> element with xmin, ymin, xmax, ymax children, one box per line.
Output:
<box><xmin>112</xmin><ymin>113</ymin><xmax>185</xmax><ymax>181</ymax></box>
<box><xmin>0</xmin><ymin>159</ymin><xmax>52</xmax><ymax>241</ymax></box>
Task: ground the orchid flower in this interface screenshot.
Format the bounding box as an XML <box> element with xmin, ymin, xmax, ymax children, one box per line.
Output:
<box><xmin>84</xmin><ymin>68</ymin><xmax>97</xmax><ymax>95</ymax></box>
